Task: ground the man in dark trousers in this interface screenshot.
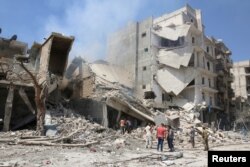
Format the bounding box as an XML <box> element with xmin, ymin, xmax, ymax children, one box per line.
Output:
<box><xmin>202</xmin><ymin>126</ymin><xmax>209</xmax><ymax>151</ymax></box>
<box><xmin>190</xmin><ymin>126</ymin><xmax>195</xmax><ymax>148</ymax></box>
<box><xmin>167</xmin><ymin>125</ymin><xmax>174</xmax><ymax>152</ymax></box>
<box><xmin>156</xmin><ymin>123</ymin><xmax>167</xmax><ymax>152</ymax></box>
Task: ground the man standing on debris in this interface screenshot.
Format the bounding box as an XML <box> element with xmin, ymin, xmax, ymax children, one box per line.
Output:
<box><xmin>126</xmin><ymin>119</ymin><xmax>132</xmax><ymax>133</ymax></box>
<box><xmin>202</xmin><ymin>126</ymin><xmax>209</xmax><ymax>151</ymax></box>
<box><xmin>145</xmin><ymin>123</ymin><xmax>153</xmax><ymax>148</ymax></box>
<box><xmin>156</xmin><ymin>123</ymin><xmax>167</xmax><ymax>152</ymax></box>
<box><xmin>120</xmin><ymin>118</ymin><xmax>126</xmax><ymax>135</ymax></box>
<box><xmin>167</xmin><ymin>125</ymin><xmax>174</xmax><ymax>152</ymax></box>
<box><xmin>190</xmin><ymin>126</ymin><xmax>195</xmax><ymax>148</ymax></box>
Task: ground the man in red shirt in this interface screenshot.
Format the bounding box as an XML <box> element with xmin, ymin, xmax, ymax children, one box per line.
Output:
<box><xmin>156</xmin><ymin>123</ymin><xmax>167</xmax><ymax>151</ymax></box>
<box><xmin>120</xmin><ymin>118</ymin><xmax>126</xmax><ymax>134</ymax></box>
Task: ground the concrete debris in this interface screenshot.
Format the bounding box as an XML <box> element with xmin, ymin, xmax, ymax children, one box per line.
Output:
<box><xmin>162</xmin><ymin>160</ymin><xmax>175</xmax><ymax>166</ymax></box>
<box><xmin>156</xmin><ymin>67</ymin><xmax>199</xmax><ymax>96</ymax></box>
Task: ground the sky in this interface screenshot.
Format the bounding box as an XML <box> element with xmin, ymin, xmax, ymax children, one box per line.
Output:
<box><xmin>0</xmin><ymin>0</ymin><xmax>249</xmax><ymax>62</ymax></box>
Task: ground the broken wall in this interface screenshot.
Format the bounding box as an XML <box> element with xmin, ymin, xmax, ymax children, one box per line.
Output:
<box><xmin>70</xmin><ymin>99</ymin><xmax>104</xmax><ymax>124</ymax></box>
<box><xmin>82</xmin><ymin>76</ymin><xmax>95</xmax><ymax>98</ymax></box>
<box><xmin>38</xmin><ymin>33</ymin><xmax>74</xmax><ymax>85</ymax></box>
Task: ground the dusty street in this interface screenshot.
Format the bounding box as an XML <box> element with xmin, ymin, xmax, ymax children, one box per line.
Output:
<box><xmin>1</xmin><ymin>135</ymin><xmax>249</xmax><ymax>167</ymax></box>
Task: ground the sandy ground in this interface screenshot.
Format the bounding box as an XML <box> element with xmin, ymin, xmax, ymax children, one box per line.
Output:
<box><xmin>1</xmin><ymin>138</ymin><xmax>249</xmax><ymax>167</ymax></box>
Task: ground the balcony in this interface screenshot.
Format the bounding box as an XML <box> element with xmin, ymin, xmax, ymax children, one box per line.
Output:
<box><xmin>216</xmin><ymin>54</ymin><xmax>224</xmax><ymax>60</ymax></box>
<box><xmin>217</xmin><ymin>70</ymin><xmax>224</xmax><ymax>76</ymax></box>
<box><xmin>204</xmin><ymin>51</ymin><xmax>215</xmax><ymax>62</ymax></box>
<box><xmin>197</xmin><ymin>67</ymin><xmax>217</xmax><ymax>77</ymax></box>
<box><xmin>198</xmin><ymin>84</ymin><xmax>218</xmax><ymax>93</ymax></box>
<box><xmin>226</xmin><ymin>60</ymin><xmax>233</xmax><ymax>68</ymax></box>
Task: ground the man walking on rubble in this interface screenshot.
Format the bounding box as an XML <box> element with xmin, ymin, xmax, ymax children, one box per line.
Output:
<box><xmin>190</xmin><ymin>126</ymin><xmax>195</xmax><ymax>148</ymax></box>
<box><xmin>120</xmin><ymin>118</ymin><xmax>126</xmax><ymax>135</ymax></box>
<box><xmin>145</xmin><ymin>123</ymin><xmax>153</xmax><ymax>148</ymax></box>
<box><xmin>202</xmin><ymin>126</ymin><xmax>209</xmax><ymax>151</ymax></box>
<box><xmin>167</xmin><ymin>125</ymin><xmax>174</xmax><ymax>152</ymax></box>
<box><xmin>156</xmin><ymin>123</ymin><xmax>167</xmax><ymax>152</ymax></box>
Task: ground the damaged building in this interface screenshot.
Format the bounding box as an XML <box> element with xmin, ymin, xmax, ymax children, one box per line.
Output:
<box><xmin>107</xmin><ymin>5</ymin><xmax>233</xmax><ymax>126</ymax></box>
<box><xmin>0</xmin><ymin>32</ymin><xmax>74</xmax><ymax>131</ymax></box>
<box><xmin>63</xmin><ymin>58</ymin><xmax>155</xmax><ymax>129</ymax></box>
<box><xmin>214</xmin><ymin>39</ymin><xmax>234</xmax><ymax>129</ymax></box>
<box><xmin>231</xmin><ymin>60</ymin><xmax>250</xmax><ymax>128</ymax></box>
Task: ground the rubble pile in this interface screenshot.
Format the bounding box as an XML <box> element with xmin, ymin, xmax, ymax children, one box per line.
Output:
<box><xmin>0</xmin><ymin>106</ymin><xmax>144</xmax><ymax>153</ymax></box>
<box><xmin>164</xmin><ymin>108</ymin><xmax>248</xmax><ymax>149</ymax></box>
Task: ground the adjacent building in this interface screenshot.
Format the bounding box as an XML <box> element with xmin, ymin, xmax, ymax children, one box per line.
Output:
<box><xmin>231</xmin><ymin>60</ymin><xmax>250</xmax><ymax>128</ymax></box>
<box><xmin>231</xmin><ymin>60</ymin><xmax>250</xmax><ymax>104</ymax></box>
<box><xmin>107</xmin><ymin>5</ymin><xmax>232</xmax><ymax>125</ymax></box>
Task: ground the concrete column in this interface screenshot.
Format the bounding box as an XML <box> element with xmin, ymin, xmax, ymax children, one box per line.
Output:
<box><xmin>102</xmin><ymin>103</ymin><xmax>108</xmax><ymax>128</ymax></box>
<box><xmin>116</xmin><ymin>110</ymin><xmax>121</xmax><ymax>123</ymax></box>
<box><xmin>194</xmin><ymin>85</ymin><xmax>200</xmax><ymax>104</ymax></box>
<box><xmin>194</xmin><ymin>52</ymin><xmax>198</xmax><ymax>67</ymax></box>
<box><xmin>3</xmin><ymin>85</ymin><xmax>15</xmax><ymax>131</ymax></box>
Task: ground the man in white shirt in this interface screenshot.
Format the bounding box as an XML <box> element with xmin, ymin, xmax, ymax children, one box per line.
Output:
<box><xmin>145</xmin><ymin>123</ymin><xmax>153</xmax><ymax>148</ymax></box>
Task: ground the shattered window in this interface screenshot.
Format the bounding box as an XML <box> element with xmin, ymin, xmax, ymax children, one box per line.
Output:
<box><xmin>245</xmin><ymin>67</ymin><xmax>250</xmax><ymax>73</ymax></box>
<box><xmin>160</xmin><ymin>36</ymin><xmax>184</xmax><ymax>48</ymax></box>
<box><xmin>144</xmin><ymin>48</ymin><xmax>148</xmax><ymax>52</ymax></box>
<box><xmin>141</xmin><ymin>32</ymin><xmax>146</xmax><ymax>38</ymax></box>
<box><xmin>207</xmin><ymin>62</ymin><xmax>210</xmax><ymax>71</ymax></box>
<box><xmin>192</xmin><ymin>37</ymin><xmax>195</xmax><ymax>44</ymax></box>
<box><xmin>144</xmin><ymin>91</ymin><xmax>156</xmax><ymax>99</ymax></box>
<box><xmin>202</xmin><ymin>77</ymin><xmax>205</xmax><ymax>84</ymax></box>
<box><xmin>162</xmin><ymin>93</ymin><xmax>172</xmax><ymax>102</ymax></box>
<box><xmin>202</xmin><ymin>92</ymin><xmax>205</xmax><ymax>101</ymax></box>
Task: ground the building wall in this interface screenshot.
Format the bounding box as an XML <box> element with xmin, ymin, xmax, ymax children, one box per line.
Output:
<box><xmin>106</xmin><ymin>23</ymin><xmax>138</xmax><ymax>81</ymax></box>
<box><xmin>136</xmin><ymin>17</ymin><xmax>153</xmax><ymax>96</ymax></box>
<box><xmin>231</xmin><ymin>60</ymin><xmax>250</xmax><ymax>99</ymax></box>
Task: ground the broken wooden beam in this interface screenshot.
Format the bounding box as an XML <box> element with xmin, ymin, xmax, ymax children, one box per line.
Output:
<box><xmin>17</xmin><ymin>140</ymin><xmax>99</xmax><ymax>147</ymax></box>
<box><xmin>18</xmin><ymin>88</ymin><xmax>36</xmax><ymax>114</ymax></box>
<box><xmin>3</xmin><ymin>85</ymin><xmax>14</xmax><ymax>131</ymax></box>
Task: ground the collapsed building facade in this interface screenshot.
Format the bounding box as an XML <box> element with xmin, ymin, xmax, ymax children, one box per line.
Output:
<box><xmin>107</xmin><ymin>5</ymin><xmax>233</xmax><ymax>127</ymax></box>
<box><xmin>0</xmin><ymin>32</ymin><xmax>74</xmax><ymax>131</ymax></box>
<box><xmin>63</xmin><ymin>58</ymin><xmax>155</xmax><ymax>128</ymax></box>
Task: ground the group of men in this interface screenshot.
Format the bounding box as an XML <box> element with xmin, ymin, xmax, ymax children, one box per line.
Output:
<box><xmin>145</xmin><ymin>123</ymin><xmax>210</xmax><ymax>152</ymax></box>
<box><xmin>119</xmin><ymin>118</ymin><xmax>132</xmax><ymax>134</ymax></box>
<box><xmin>145</xmin><ymin>123</ymin><xmax>174</xmax><ymax>152</ymax></box>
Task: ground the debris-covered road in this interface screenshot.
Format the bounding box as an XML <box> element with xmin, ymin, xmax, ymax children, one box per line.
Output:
<box><xmin>1</xmin><ymin>108</ymin><xmax>249</xmax><ymax>167</ymax></box>
<box><xmin>1</xmin><ymin>139</ymin><xmax>249</xmax><ymax>167</ymax></box>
